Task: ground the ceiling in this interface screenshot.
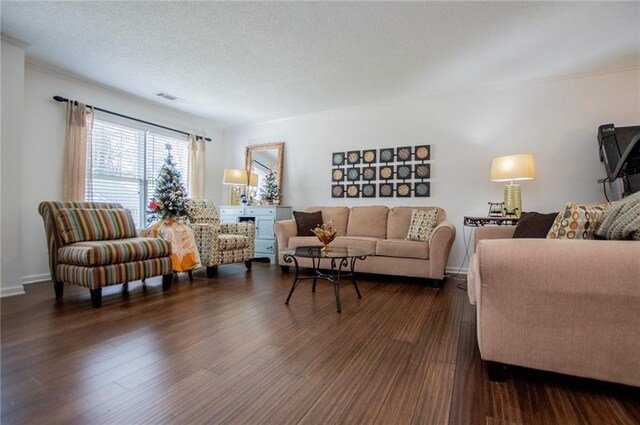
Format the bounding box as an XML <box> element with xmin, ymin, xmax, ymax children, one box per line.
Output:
<box><xmin>2</xmin><ymin>2</ymin><xmax>638</xmax><ymax>128</ymax></box>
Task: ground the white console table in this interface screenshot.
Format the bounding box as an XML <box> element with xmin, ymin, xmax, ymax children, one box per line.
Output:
<box><xmin>219</xmin><ymin>205</ymin><xmax>292</xmax><ymax>264</ymax></box>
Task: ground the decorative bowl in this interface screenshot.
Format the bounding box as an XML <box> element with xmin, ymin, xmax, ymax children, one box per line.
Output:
<box><xmin>312</xmin><ymin>222</ymin><xmax>340</xmax><ymax>252</ymax></box>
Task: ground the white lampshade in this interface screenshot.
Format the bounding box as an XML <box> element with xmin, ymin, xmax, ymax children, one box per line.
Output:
<box><xmin>490</xmin><ymin>154</ymin><xmax>536</xmax><ymax>182</ymax></box>
<box><xmin>223</xmin><ymin>168</ymin><xmax>248</xmax><ymax>185</ymax></box>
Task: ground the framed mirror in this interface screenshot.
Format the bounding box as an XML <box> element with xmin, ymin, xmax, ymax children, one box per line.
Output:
<box><xmin>245</xmin><ymin>142</ymin><xmax>284</xmax><ymax>201</ymax></box>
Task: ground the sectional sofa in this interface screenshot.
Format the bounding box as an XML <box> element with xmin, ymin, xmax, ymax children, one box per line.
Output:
<box><xmin>467</xmin><ymin>225</ymin><xmax>640</xmax><ymax>386</ymax></box>
<box><xmin>274</xmin><ymin>206</ymin><xmax>456</xmax><ymax>285</ymax></box>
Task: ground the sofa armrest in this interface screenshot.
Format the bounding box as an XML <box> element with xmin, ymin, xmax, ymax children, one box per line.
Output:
<box><xmin>189</xmin><ymin>223</ymin><xmax>219</xmax><ymax>266</ymax></box>
<box><xmin>474</xmin><ymin>225</ymin><xmax>515</xmax><ymax>251</ymax></box>
<box><xmin>219</xmin><ymin>222</ymin><xmax>255</xmax><ymax>239</ymax></box>
<box><xmin>274</xmin><ymin>219</ymin><xmax>297</xmax><ymax>251</ymax></box>
<box><xmin>474</xmin><ymin>238</ymin><xmax>640</xmax><ymax>386</ymax></box>
<box><xmin>428</xmin><ymin>220</ymin><xmax>456</xmax><ymax>280</ymax></box>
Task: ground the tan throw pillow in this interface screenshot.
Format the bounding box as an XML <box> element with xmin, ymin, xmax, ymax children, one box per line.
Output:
<box><xmin>406</xmin><ymin>208</ymin><xmax>439</xmax><ymax>242</ymax></box>
<box><xmin>546</xmin><ymin>202</ymin><xmax>611</xmax><ymax>240</ymax></box>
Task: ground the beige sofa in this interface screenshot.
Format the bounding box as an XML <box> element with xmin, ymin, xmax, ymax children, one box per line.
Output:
<box><xmin>274</xmin><ymin>206</ymin><xmax>456</xmax><ymax>285</ymax></box>
<box><xmin>467</xmin><ymin>226</ymin><xmax>640</xmax><ymax>386</ymax></box>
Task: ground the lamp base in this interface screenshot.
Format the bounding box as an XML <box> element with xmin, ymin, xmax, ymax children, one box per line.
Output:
<box><xmin>229</xmin><ymin>186</ymin><xmax>242</xmax><ymax>206</ymax></box>
<box><xmin>503</xmin><ymin>184</ymin><xmax>522</xmax><ymax>217</ymax></box>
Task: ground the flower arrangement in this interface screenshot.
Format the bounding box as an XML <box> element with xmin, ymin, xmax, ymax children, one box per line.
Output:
<box><xmin>312</xmin><ymin>221</ymin><xmax>340</xmax><ymax>252</ymax></box>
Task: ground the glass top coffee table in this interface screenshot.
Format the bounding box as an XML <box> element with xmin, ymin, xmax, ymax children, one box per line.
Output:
<box><xmin>282</xmin><ymin>246</ymin><xmax>374</xmax><ymax>313</ymax></box>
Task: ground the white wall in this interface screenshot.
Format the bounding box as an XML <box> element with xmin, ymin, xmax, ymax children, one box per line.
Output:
<box><xmin>223</xmin><ymin>68</ymin><xmax>640</xmax><ymax>272</ymax></box>
<box><xmin>12</xmin><ymin>61</ymin><xmax>225</xmax><ymax>288</ymax></box>
<box><xmin>1</xmin><ymin>39</ymin><xmax>26</xmax><ymax>296</ymax></box>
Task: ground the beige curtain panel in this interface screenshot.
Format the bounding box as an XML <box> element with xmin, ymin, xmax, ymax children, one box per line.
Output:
<box><xmin>188</xmin><ymin>134</ymin><xmax>206</xmax><ymax>198</ymax></box>
<box><xmin>62</xmin><ymin>101</ymin><xmax>94</xmax><ymax>201</ymax></box>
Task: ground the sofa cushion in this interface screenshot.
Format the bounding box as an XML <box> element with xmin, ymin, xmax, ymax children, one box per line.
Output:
<box><xmin>306</xmin><ymin>207</ymin><xmax>350</xmax><ymax>237</ymax></box>
<box><xmin>58</xmin><ymin>237</ymin><xmax>171</xmax><ymax>267</ymax></box>
<box><xmin>331</xmin><ymin>237</ymin><xmax>379</xmax><ymax>253</ymax></box>
<box><xmin>56</xmin><ymin>208</ymin><xmax>137</xmax><ymax>244</ymax></box>
<box><xmin>346</xmin><ymin>206</ymin><xmax>389</xmax><ymax>238</ymax></box>
<box><xmin>387</xmin><ymin>206</ymin><xmax>445</xmax><ymax>240</ymax></box>
<box><xmin>512</xmin><ymin>212</ymin><xmax>558</xmax><ymax>238</ymax></box>
<box><xmin>376</xmin><ymin>239</ymin><xmax>429</xmax><ymax>259</ymax></box>
<box><xmin>594</xmin><ymin>192</ymin><xmax>640</xmax><ymax>240</ymax></box>
<box><xmin>288</xmin><ymin>236</ymin><xmax>379</xmax><ymax>253</ymax></box>
<box><xmin>547</xmin><ymin>202</ymin><xmax>611</xmax><ymax>240</ymax></box>
<box><xmin>218</xmin><ymin>234</ymin><xmax>251</xmax><ymax>250</ymax></box>
<box><xmin>293</xmin><ymin>211</ymin><xmax>323</xmax><ymax>236</ymax></box>
<box><xmin>287</xmin><ymin>236</ymin><xmax>323</xmax><ymax>249</ymax></box>
<box><xmin>57</xmin><ymin>257</ymin><xmax>172</xmax><ymax>289</ymax></box>
<box><xmin>406</xmin><ymin>209</ymin><xmax>440</xmax><ymax>242</ymax></box>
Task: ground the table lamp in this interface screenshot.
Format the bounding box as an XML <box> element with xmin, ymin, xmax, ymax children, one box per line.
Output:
<box><xmin>248</xmin><ymin>172</ymin><xmax>259</xmax><ymax>188</ymax></box>
<box><xmin>223</xmin><ymin>168</ymin><xmax>249</xmax><ymax>205</ymax></box>
<box><xmin>490</xmin><ymin>154</ymin><xmax>536</xmax><ymax>217</ymax></box>
<box><xmin>223</xmin><ymin>168</ymin><xmax>259</xmax><ymax>205</ymax></box>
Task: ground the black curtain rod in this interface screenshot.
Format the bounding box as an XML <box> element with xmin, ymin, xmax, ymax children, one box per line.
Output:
<box><xmin>52</xmin><ymin>96</ymin><xmax>212</xmax><ymax>142</ymax></box>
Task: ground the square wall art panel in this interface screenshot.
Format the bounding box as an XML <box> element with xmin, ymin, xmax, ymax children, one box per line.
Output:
<box><xmin>331</xmin><ymin>144</ymin><xmax>432</xmax><ymax>198</ymax></box>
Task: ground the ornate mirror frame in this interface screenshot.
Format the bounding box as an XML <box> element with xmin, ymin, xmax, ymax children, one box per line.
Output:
<box><xmin>245</xmin><ymin>142</ymin><xmax>285</xmax><ymax>192</ymax></box>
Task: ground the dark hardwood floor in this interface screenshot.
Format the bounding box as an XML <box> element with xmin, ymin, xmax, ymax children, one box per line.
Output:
<box><xmin>1</xmin><ymin>263</ymin><xmax>638</xmax><ymax>425</ymax></box>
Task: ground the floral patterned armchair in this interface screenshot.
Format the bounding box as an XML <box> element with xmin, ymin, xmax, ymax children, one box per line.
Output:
<box><xmin>186</xmin><ymin>199</ymin><xmax>255</xmax><ymax>277</ymax></box>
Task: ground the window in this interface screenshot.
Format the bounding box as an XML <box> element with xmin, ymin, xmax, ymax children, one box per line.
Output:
<box><xmin>86</xmin><ymin>117</ymin><xmax>189</xmax><ymax>228</ymax></box>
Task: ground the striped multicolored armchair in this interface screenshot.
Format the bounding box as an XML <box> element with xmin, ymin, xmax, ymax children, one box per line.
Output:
<box><xmin>38</xmin><ymin>201</ymin><xmax>174</xmax><ymax>308</ymax></box>
<box><xmin>186</xmin><ymin>199</ymin><xmax>255</xmax><ymax>277</ymax></box>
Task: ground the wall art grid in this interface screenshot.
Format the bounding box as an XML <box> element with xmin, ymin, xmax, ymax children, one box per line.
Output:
<box><xmin>331</xmin><ymin>145</ymin><xmax>431</xmax><ymax>198</ymax></box>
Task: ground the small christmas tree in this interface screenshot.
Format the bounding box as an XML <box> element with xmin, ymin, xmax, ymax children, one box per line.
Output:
<box><xmin>148</xmin><ymin>144</ymin><xmax>191</xmax><ymax>222</ymax></box>
<box><xmin>259</xmin><ymin>168</ymin><xmax>280</xmax><ymax>203</ymax></box>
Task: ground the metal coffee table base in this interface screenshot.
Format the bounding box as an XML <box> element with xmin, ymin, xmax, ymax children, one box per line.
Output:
<box><xmin>283</xmin><ymin>254</ymin><xmax>364</xmax><ymax>313</ymax></box>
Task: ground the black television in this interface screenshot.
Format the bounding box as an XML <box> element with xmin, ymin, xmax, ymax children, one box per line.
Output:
<box><xmin>598</xmin><ymin>123</ymin><xmax>640</xmax><ymax>196</ymax></box>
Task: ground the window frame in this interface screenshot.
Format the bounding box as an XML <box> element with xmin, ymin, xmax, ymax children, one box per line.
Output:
<box><xmin>85</xmin><ymin>113</ymin><xmax>190</xmax><ymax>228</ymax></box>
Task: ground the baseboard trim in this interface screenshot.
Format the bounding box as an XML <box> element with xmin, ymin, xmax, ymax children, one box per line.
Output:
<box><xmin>22</xmin><ymin>273</ymin><xmax>50</xmax><ymax>285</ymax></box>
<box><xmin>445</xmin><ymin>266</ymin><xmax>468</xmax><ymax>275</ymax></box>
<box><xmin>1</xmin><ymin>285</ymin><xmax>26</xmax><ymax>298</ymax></box>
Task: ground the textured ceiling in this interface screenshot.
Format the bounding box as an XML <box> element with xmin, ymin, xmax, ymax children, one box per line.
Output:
<box><xmin>2</xmin><ymin>2</ymin><xmax>639</xmax><ymax>127</ymax></box>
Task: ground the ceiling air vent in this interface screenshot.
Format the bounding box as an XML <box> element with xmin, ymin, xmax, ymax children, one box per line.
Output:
<box><xmin>155</xmin><ymin>92</ymin><xmax>180</xmax><ymax>101</ymax></box>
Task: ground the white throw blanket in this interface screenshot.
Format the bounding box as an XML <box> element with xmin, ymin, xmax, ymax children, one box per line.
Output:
<box><xmin>595</xmin><ymin>192</ymin><xmax>640</xmax><ymax>240</ymax></box>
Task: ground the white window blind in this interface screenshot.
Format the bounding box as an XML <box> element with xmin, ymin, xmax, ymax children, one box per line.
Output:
<box><xmin>86</xmin><ymin>118</ymin><xmax>189</xmax><ymax>228</ymax></box>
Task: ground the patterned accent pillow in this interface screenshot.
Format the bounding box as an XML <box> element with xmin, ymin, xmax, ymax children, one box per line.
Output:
<box><xmin>56</xmin><ymin>208</ymin><xmax>137</xmax><ymax>244</ymax></box>
<box><xmin>546</xmin><ymin>202</ymin><xmax>611</xmax><ymax>240</ymax></box>
<box><xmin>406</xmin><ymin>208</ymin><xmax>439</xmax><ymax>242</ymax></box>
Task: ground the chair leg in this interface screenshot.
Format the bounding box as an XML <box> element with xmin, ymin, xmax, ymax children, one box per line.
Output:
<box><xmin>280</xmin><ymin>266</ymin><xmax>290</xmax><ymax>274</ymax></box>
<box><xmin>188</xmin><ymin>270</ymin><xmax>194</xmax><ymax>281</ymax></box>
<box><xmin>206</xmin><ymin>266</ymin><xmax>218</xmax><ymax>278</ymax></box>
<box><xmin>245</xmin><ymin>260</ymin><xmax>252</xmax><ymax>270</ymax></box>
<box><xmin>53</xmin><ymin>281</ymin><xmax>64</xmax><ymax>299</ymax></box>
<box><xmin>90</xmin><ymin>288</ymin><xmax>102</xmax><ymax>308</ymax></box>
<box><xmin>427</xmin><ymin>278</ymin><xmax>444</xmax><ymax>288</ymax></box>
<box><xmin>486</xmin><ymin>361</ymin><xmax>510</xmax><ymax>382</ymax></box>
<box><xmin>162</xmin><ymin>274</ymin><xmax>173</xmax><ymax>290</ymax></box>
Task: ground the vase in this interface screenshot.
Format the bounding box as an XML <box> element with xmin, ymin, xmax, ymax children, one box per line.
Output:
<box><xmin>315</xmin><ymin>230</ymin><xmax>338</xmax><ymax>253</ymax></box>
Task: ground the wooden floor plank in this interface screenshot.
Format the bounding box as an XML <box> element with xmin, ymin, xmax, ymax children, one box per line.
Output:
<box><xmin>1</xmin><ymin>264</ymin><xmax>638</xmax><ymax>425</ymax></box>
<box><xmin>447</xmin><ymin>320</ymin><xmax>487</xmax><ymax>425</ymax></box>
